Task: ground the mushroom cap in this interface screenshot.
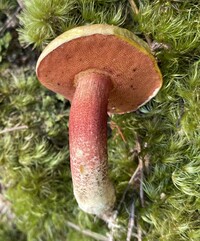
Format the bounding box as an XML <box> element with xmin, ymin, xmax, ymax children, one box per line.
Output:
<box><xmin>36</xmin><ymin>24</ymin><xmax>162</xmax><ymax>114</ymax></box>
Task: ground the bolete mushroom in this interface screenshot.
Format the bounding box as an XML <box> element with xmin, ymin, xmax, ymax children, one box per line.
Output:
<box><xmin>36</xmin><ymin>24</ymin><xmax>162</xmax><ymax>217</ymax></box>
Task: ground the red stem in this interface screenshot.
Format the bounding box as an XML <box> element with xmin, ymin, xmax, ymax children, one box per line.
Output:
<box><xmin>69</xmin><ymin>71</ymin><xmax>115</xmax><ymax>216</ymax></box>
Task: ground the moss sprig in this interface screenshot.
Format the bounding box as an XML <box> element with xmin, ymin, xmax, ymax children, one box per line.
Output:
<box><xmin>0</xmin><ymin>0</ymin><xmax>16</xmax><ymax>13</ymax></box>
<box><xmin>18</xmin><ymin>0</ymin><xmax>77</xmax><ymax>48</ymax></box>
<box><xmin>19</xmin><ymin>0</ymin><xmax>128</xmax><ymax>49</ymax></box>
<box><xmin>137</xmin><ymin>0</ymin><xmax>200</xmax><ymax>56</ymax></box>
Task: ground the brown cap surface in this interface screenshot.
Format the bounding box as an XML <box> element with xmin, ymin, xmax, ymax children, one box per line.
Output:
<box><xmin>36</xmin><ymin>24</ymin><xmax>162</xmax><ymax>114</ymax></box>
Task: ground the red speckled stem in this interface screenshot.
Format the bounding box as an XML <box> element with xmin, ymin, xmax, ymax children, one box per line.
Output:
<box><xmin>69</xmin><ymin>71</ymin><xmax>116</xmax><ymax>216</ymax></box>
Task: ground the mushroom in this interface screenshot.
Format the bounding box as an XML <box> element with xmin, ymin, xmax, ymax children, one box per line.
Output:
<box><xmin>36</xmin><ymin>24</ymin><xmax>162</xmax><ymax>217</ymax></box>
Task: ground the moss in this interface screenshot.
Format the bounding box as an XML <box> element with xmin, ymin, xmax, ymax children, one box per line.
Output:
<box><xmin>18</xmin><ymin>0</ymin><xmax>128</xmax><ymax>49</ymax></box>
<box><xmin>0</xmin><ymin>0</ymin><xmax>200</xmax><ymax>240</ymax></box>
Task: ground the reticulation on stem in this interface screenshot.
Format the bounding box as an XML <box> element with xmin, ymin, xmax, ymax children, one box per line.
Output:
<box><xmin>69</xmin><ymin>70</ymin><xmax>116</xmax><ymax>216</ymax></box>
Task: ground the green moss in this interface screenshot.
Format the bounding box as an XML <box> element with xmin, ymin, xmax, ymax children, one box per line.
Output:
<box><xmin>0</xmin><ymin>32</ymin><xmax>12</xmax><ymax>62</ymax></box>
<box><xmin>1</xmin><ymin>0</ymin><xmax>200</xmax><ymax>240</ymax></box>
<box><xmin>0</xmin><ymin>223</ymin><xmax>26</xmax><ymax>241</ymax></box>
<box><xmin>0</xmin><ymin>70</ymin><xmax>71</xmax><ymax>240</ymax></box>
<box><xmin>19</xmin><ymin>0</ymin><xmax>128</xmax><ymax>48</ymax></box>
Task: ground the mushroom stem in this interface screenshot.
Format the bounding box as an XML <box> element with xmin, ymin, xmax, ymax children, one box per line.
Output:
<box><xmin>69</xmin><ymin>71</ymin><xmax>116</xmax><ymax>216</ymax></box>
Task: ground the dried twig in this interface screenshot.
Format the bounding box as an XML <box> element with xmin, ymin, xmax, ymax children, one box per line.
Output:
<box><xmin>110</xmin><ymin>121</ymin><xmax>127</xmax><ymax>143</ymax></box>
<box><xmin>128</xmin><ymin>0</ymin><xmax>171</xmax><ymax>52</ymax></box>
<box><xmin>117</xmin><ymin>164</ymin><xmax>141</xmax><ymax>214</ymax></box>
<box><xmin>128</xmin><ymin>0</ymin><xmax>152</xmax><ymax>47</ymax></box>
<box><xmin>99</xmin><ymin>210</ymin><xmax>121</xmax><ymax>241</ymax></box>
<box><xmin>0</xmin><ymin>194</ymin><xmax>15</xmax><ymax>223</ymax></box>
<box><xmin>0</xmin><ymin>7</ymin><xmax>21</xmax><ymax>36</ymax></box>
<box><xmin>16</xmin><ymin>0</ymin><xmax>25</xmax><ymax>9</ymax></box>
<box><xmin>115</xmin><ymin>136</ymin><xmax>145</xmax><ymax>240</ymax></box>
<box><xmin>66</xmin><ymin>221</ymin><xmax>109</xmax><ymax>241</ymax></box>
<box><xmin>128</xmin><ymin>0</ymin><xmax>139</xmax><ymax>15</ymax></box>
<box><xmin>108</xmin><ymin>229</ymin><xmax>115</xmax><ymax>241</ymax></box>
<box><xmin>116</xmin><ymin>136</ymin><xmax>145</xmax><ymax>213</ymax></box>
<box><xmin>150</xmin><ymin>41</ymin><xmax>171</xmax><ymax>52</ymax></box>
<box><xmin>126</xmin><ymin>196</ymin><xmax>135</xmax><ymax>241</ymax></box>
<box><xmin>134</xmin><ymin>136</ymin><xmax>145</xmax><ymax>207</ymax></box>
<box><xmin>139</xmin><ymin>158</ymin><xmax>144</xmax><ymax>207</ymax></box>
<box><xmin>0</xmin><ymin>125</ymin><xmax>28</xmax><ymax>135</ymax></box>
<box><xmin>137</xmin><ymin>224</ymin><xmax>142</xmax><ymax>241</ymax></box>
